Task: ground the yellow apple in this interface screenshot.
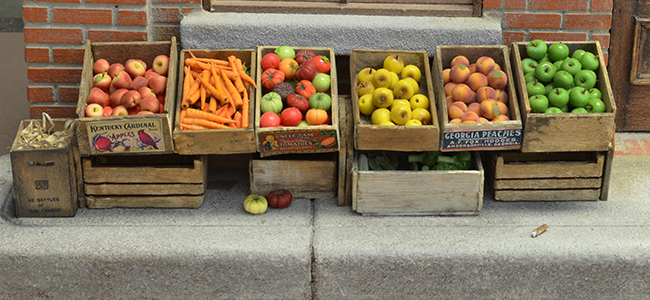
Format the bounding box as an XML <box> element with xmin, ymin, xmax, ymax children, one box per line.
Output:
<box><xmin>383</xmin><ymin>55</ymin><xmax>404</xmax><ymax>74</ymax></box>
<box><xmin>390</xmin><ymin>99</ymin><xmax>410</xmax><ymax>110</ymax></box>
<box><xmin>401</xmin><ymin>64</ymin><xmax>422</xmax><ymax>82</ymax></box>
<box><xmin>371</xmin><ymin>108</ymin><xmax>391</xmax><ymax>125</ymax></box>
<box><xmin>371</xmin><ymin>87</ymin><xmax>394</xmax><ymax>108</ymax></box>
<box><xmin>358</xmin><ymin>67</ymin><xmax>376</xmax><ymax>83</ymax></box>
<box><xmin>390</xmin><ymin>104</ymin><xmax>412</xmax><ymax>125</ymax></box>
<box><xmin>393</xmin><ymin>79</ymin><xmax>416</xmax><ymax>100</ymax></box>
<box><xmin>357</xmin><ymin>81</ymin><xmax>375</xmax><ymax>97</ymax></box>
<box><xmin>379</xmin><ymin>121</ymin><xmax>396</xmax><ymax>126</ymax></box>
<box><xmin>404</xmin><ymin>77</ymin><xmax>420</xmax><ymax>92</ymax></box>
<box><xmin>389</xmin><ymin>71</ymin><xmax>399</xmax><ymax>90</ymax></box>
<box><xmin>405</xmin><ymin>119</ymin><xmax>423</xmax><ymax>126</ymax></box>
<box><xmin>409</xmin><ymin>94</ymin><xmax>430</xmax><ymax>110</ymax></box>
<box><xmin>372</xmin><ymin>68</ymin><xmax>393</xmax><ymax>88</ymax></box>
<box><xmin>358</xmin><ymin>94</ymin><xmax>376</xmax><ymax>116</ymax></box>
<box><xmin>411</xmin><ymin>108</ymin><xmax>432</xmax><ymax>125</ymax></box>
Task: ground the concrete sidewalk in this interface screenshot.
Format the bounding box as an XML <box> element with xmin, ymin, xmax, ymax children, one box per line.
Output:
<box><xmin>1</xmin><ymin>132</ymin><xmax>649</xmax><ymax>299</ymax></box>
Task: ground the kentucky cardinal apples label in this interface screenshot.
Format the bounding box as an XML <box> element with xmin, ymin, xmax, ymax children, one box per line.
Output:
<box><xmin>443</xmin><ymin>128</ymin><xmax>522</xmax><ymax>151</ymax></box>
<box><xmin>259</xmin><ymin>129</ymin><xmax>338</xmax><ymax>157</ymax></box>
<box><xmin>86</xmin><ymin>119</ymin><xmax>165</xmax><ymax>154</ymax></box>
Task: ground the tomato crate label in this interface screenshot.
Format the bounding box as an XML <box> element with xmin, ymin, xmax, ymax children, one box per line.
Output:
<box><xmin>258</xmin><ymin>129</ymin><xmax>338</xmax><ymax>157</ymax></box>
<box><xmin>86</xmin><ymin>119</ymin><xmax>165</xmax><ymax>154</ymax></box>
<box><xmin>442</xmin><ymin>128</ymin><xmax>522</xmax><ymax>151</ymax></box>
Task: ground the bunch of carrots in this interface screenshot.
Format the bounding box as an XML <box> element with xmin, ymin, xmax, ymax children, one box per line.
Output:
<box><xmin>179</xmin><ymin>50</ymin><xmax>256</xmax><ymax>130</ymax></box>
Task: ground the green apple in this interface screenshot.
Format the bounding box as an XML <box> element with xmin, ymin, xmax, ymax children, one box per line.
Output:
<box><xmin>553</xmin><ymin>60</ymin><xmax>564</xmax><ymax>70</ymax></box>
<box><xmin>588</xmin><ymin>88</ymin><xmax>602</xmax><ymax>99</ymax></box>
<box><xmin>537</xmin><ymin>54</ymin><xmax>551</xmax><ymax>64</ymax></box>
<box><xmin>548</xmin><ymin>87</ymin><xmax>569</xmax><ymax>107</ymax></box>
<box><xmin>585</xmin><ymin>98</ymin><xmax>606</xmax><ymax>113</ymax></box>
<box><xmin>559</xmin><ymin>104</ymin><xmax>569</xmax><ymax>112</ymax></box>
<box><xmin>548</xmin><ymin>43</ymin><xmax>570</xmax><ymax>62</ymax></box>
<box><xmin>521</xmin><ymin>58</ymin><xmax>538</xmax><ymax>74</ymax></box>
<box><xmin>574</xmin><ymin>69</ymin><xmax>597</xmax><ymax>89</ymax></box>
<box><xmin>553</xmin><ymin>70</ymin><xmax>575</xmax><ymax>90</ymax></box>
<box><xmin>572</xmin><ymin>49</ymin><xmax>587</xmax><ymax>61</ymax></box>
<box><xmin>544</xmin><ymin>83</ymin><xmax>556</xmax><ymax>95</ymax></box>
<box><xmin>579</xmin><ymin>52</ymin><xmax>600</xmax><ymax>71</ymax></box>
<box><xmin>526</xmin><ymin>80</ymin><xmax>546</xmax><ymax>96</ymax></box>
<box><xmin>526</xmin><ymin>40</ymin><xmax>548</xmax><ymax>61</ymax></box>
<box><xmin>569</xmin><ymin>86</ymin><xmax>590</xmax><ymax>108</ymax></box>
<box><xmin>534</xmin><ymin>61</ymin><xmax>557</xmax><ymax>83</ymax></box>
<box><xmin>529</xmin><ymin>94</ymin><xmax>549</xmax><ymax>113</ymax></box>
<box><xmin>524</xmin><ymin>72</ymin><xmax>537</xmax><ymax>84</ymax></box>
<box><xmin>560</xmin><ymin>58</ymin><xmax>582</xmax><ymax>76</ymax></box>
<box><xmin>544</xmin><ymin>107</ymin><xmax>564</xmax><ymax>114</ymax></box>
<box><xmin>571</xmin><ymin>107</ymin><xmax>589</xmax><ymax>114</ymax></box>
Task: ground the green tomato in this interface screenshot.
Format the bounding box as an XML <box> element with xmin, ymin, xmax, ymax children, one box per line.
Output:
<box><xmin>260</xmin><ymin>92</ymin><xmax>283</xmax><ymax>114</ymax></box>
<box><xmin>244</xmin><ymin>194</ymin><xmax>268</xmax><ymax>215</ymax></box>
<box><xmin>309</xmin><ymin>92</ymin><xmax>332</xmax><ymax>111</ymax></box>
<box><xmin>312</xmin><ymin>73</ymin><xmax>331</xmax><ymax>92</ymax></box>
<box><xmin>275</xmin><ymin>46</ymin><xmax>295</xmax><ymax>60</ymax></box>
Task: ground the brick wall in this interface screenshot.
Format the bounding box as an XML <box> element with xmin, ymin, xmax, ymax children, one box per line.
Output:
<box><xmin>22</xmin><ymin>0</ymin><xmax>613</xmax><ymax>118</ymax></box>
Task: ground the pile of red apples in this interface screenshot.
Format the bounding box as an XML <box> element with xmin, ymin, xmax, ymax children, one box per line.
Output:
<box><xmin>85</xmin><ymin>55</ymin><xmax>170</xmax><ymax>117</ymax></box>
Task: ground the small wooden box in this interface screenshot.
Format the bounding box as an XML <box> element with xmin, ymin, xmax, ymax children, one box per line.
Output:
<box><xmin>511</xmin><ymin>41</ymin><xmax>616</xmax><ymax>153</ymax></box>
<box><xmin>351</xmin><ymin>151</ymin><xmax>484</xmax><ymax>215</ymax></box>
<box><xmin>83</xmin><ymin>154</ymin><xmax>208</xmax><ymax>208</ymax></box>
<box><xmin>10</xmin><ymin>119</ymin><xmax>81</xmax><ymax>217</ymax></box>
<box><xmin>173</xmin><ymin>49</ymin><xmax>258</xmax><ymax>155</ymax></box>
<box><xmin>432</xmin><ymin>45</ymin><xmax>523</xmax><ymax>152</ymax></box>
<box><xmin>490</xmin><ymin>148</ymin><xmax>613</xmax><ymax>201</ymax></box>
<box><xmin>350</xmin><ymin>49</ymin><xmax>440</xmax><ymax>152</ymax></box>
<box><xmin>249</xmin><ymin>153</ymin><xmax>338</xmax><ymax>199</ymax></box>
<box><xmin>75</xmin><ymin>38</ymin><xmax>178</xmax><ymax>156</ymax></box>
<box><xmin>255</xmin><ymin>46</ymin><xmax>339</xmax><ymax>157</ymax></box>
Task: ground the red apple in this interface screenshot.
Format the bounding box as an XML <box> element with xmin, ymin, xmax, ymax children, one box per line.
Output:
<box><xmin>138</xmin><ymin>86</ymin><xmax>156</xmax><ymax>100</ymax></box>
<box><xmin>156</xmin><ymin>94</ymin><xmax>166</xmax><ymax>105</ymax></box>
<box><xmin>138</xmin><ymin>96</ymin><xmax>160</xmax><ymax>113</ymax></box>
<box><xmin>111</xmin><ymin>70</ymin><xmax>132</xmax><ymax>90</ymax></box>
<box><xmin>102</xmin><ymin>106</ymin><xmax>113</xmax><ymax>116</ymax></box>
<box><xmin>127</xmin><ymin>107</ymin><xmax>139</xmax><ymax>115</ymax></box>
<box><xmin>110</xmin><ymin>88</ymin><xmax>129</xmax><ymax>107</ymax></box>
<box><xmin>93</xmin><ymin>72</ymin><xmax>112</xmax><ymax>91</ymax></box>
<box><xmin>88</xmin><ymin>87</ymin><xmax>109</xmax><ymax>107</ymax></box>
<box><xmin>152</xmin><ymin>55</ymin><xmax>170</xmax><ymax>76</ymax></box>
<box><xmin>125</xmin><ymin>59</ymin><xmax>147</xmax><ymax>78</ymax></box>
<box><xmin>144</xmin><ymin>69</ymin><xmax>158</xmax><ymax>80</ymax></box>
<box><xmin>159</xmin><ymin>103</ymin><xmax>165</xmax><ymax>113</ymax></box>
<box><xmin>85</xmin><ymin>103</ymin><xmax>104</xmax><ymax>117</ymax></box>
<box><xmin>111</xmin><ymin>105</ymin><xmax>128</xmax><ymax>116</ymax></box>
<box><xmin>93</xmin><ymin>59</ymin><xmax>110</xmax><ymax>75</ymax></box>
<box><xmin>137</xmin><ymin>111</ymin><xmax>154</xmax><ymax>115</ymax></box>
<box><xmin>108</xmin><ymin>63</ymin><xmax>125</xmax><ymax>78</ymax></box>
<box><xmin>148</xmin><ymin>74</ymin><xmax>167</xmax><ymax>95</ymax></box>
<box><xmin>120</xmin><ymin>90</ymin><xmax>141</xmax><ymax>109</ymax></box>
<box><xmin>131</xmin><ymin>76</ymin><xmax>149</xmax><ymax>90</ymax></box>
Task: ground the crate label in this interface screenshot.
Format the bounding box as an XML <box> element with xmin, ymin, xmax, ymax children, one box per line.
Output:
<box><xmin>86</xmin><ymin>119</ymin><xmax>165</xmax><ymax>154</ymax></box>
<box><xmin>443</xmin><ymin>128</ymin><xmax>522</xmax><ymax>151</ymax></box>
<box><xmin>258</xmin><ymin>129</ymin><xmax>338</xmax><ymax>157</ymax></box>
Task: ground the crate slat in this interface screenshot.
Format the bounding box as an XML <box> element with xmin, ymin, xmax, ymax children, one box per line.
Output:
<box><xmin>493</xmin><ymin>152</ymin><xmax>604</xmax><ymax>179</ymax></box>
<box><xmin>494</xmin><ymin>189</ymin><xmax>601</xmax><ymax>201</ymax></box>
<box><xmin>85</xmin><ymin>195</ymin><xmax>204</xmax><ymax>208</ymax></box>
<box><xmin>493</xmin><ymin>178</ymin><xmax>602</xmax><ymax>190</ymax></box>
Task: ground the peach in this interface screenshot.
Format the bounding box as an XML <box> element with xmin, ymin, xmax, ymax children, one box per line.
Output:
<box><xmin>467</xmin><ymin>102</ymin><xmax>481</xmax><ymax>116</ymax></box>
<box><xmin>467</xmin><ymin>72</ymin><xmax>488</xmax><ymax>91</ymax></box>
<box><xmin>487</xmin><ymin>69</ymin><xmax>508</xmax><ymax>89</ymax></box>
<box><xmin>475</xmin><ymin>56</ymin><xmax>497</xmax><ymax>75</ymax></box>
<box><xmin>451</xmin><ymin>84</ymin><xmax>475</xmax><ymax>104</ymax></box>
<box><xmin>469</xmin><ymin>63</ymin><xmax>477</xmax><ymax>74</ymax></box>
<box><xmin>449</xmin><ymin>118</ymin><xmax>462</xmax><ymax>124</ymax></box>
<box><xmin>445</xmin><ymin>95</ymin><xmax>454</xmax><ymax>109</ymax></box>
<box><xmin>480</xmin><ymin>99</ymin><xmax>499</xmax><ymax>120</ymax></box>
<box><xmin>478</xmin><ymin>117</ymin><xmax>490</xmax><ymax>123</ymax></box>
<box><xmin>450</xmin><ymin>55</ymin><xmax>470</xmax><ymax>68</ymax></box>
<box><xmin>444</xmin><ymin>82</ymin><xmax>457</xmax><ymax>97</ymax></box>
<box><xmin>475</xmin><ymin>86</ymin><xmax>497</xmax><ymax>103</ymax></box>
<box><xmin>448</xmin><ymin>103</ymin><xmax>467</xmax><ymax>120</ymax></box>
<box><xmin>442</xmin><ymin>68</ymin><xmax>451</xmax><ymax>84</ymax></box>
<box><xmin>461</xmin><ymin>111</ymin><xmax>479</xmax><ymax>122</ymax></box>
<box><xmin>449</xmin><ymin>64</ymin><xmax>471</xmax><ymax>83</ymax></box>
<box><xmin>492</xmin><ymin>115</ymin><xmax>510</xmax><ymax>122</ymax></box>
<box><xmin>496</xmin><ymin>101</ymin><xmax>508</xmax><ymax>116</ymax></box>
<box><xmin>495</xmin><ymin>89</ymin><xmax>509</xmax><ymax>104</ymax></box>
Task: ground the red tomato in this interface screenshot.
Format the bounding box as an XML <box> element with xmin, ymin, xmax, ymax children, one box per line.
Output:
<box><xmin>260</xmin><ymin>111</ymin><xmax>281</xmax><ymax>127</ymax></box>
<box><xmin>261</xmin><ymin>53</ymin><xmax>281</xmax><ymax>70</ymax></box>
<box><xmin>278</xmin><ymin>58</ymin><xmax>299</xmax><ymax>80</ymax></box>
<box><xmin>294</xmin><ymin>60</ymin><xmax>318</xmax><ymax>81</ymax></box>
<box><xmin>305</xmin><ymin>108</ymin><xmax>328</xmax><ymax>125</ymax></box>
<box><xmin>295</xmin><ymin>80</ymin><xmax>316</xmax><ymax>99</ymax></box>
<box><xmin>312</xmin><ymin>55</ymin><xmax>331</xmax><ymax>73</ymax></box>
<box><xmin>280</xmin><ymin>107</ymin><xmax>303</xmax><ymax>126</ymax></box>
<box><xmin>261</xmin><ymin>68</ymin><xmax>285</xmax><ymax>90</ymax></box>
<box><xmin>286</xmin><ymin>94</ymin><xmax>310</xmax><ymax>114</ymax></box>
<box><xmin>295</xmin><ymin>49</ymin><xmax>316</xmax><ymax>65</ymax></box>
<box><xmin>267</xmin><ymin>189</ymin><xmax>293</xmax><ymax>209</ymax></box>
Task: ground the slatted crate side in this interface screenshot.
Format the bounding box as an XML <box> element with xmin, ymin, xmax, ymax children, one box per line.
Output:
<box><xmin>172</xmin><ymin>49</ymin><xmax>258</xmax><ymax>155</ymax></box>
<box><xmin>85</xmin><ymin>195</ymin><xmax>205</xmax><ymax>209</ymax></box>
<box><xmin>349</xmin><ymin>49</ymin><xmax>440</xmax><ymax>152</ymax></box>
<box><xmin>493</xmin><ymin>151</ymin><xmax>605</xmax><ymax>179</ymax></box>
<box><xmin>511</xmin><ymin>41</ymin><xmax>616</xmax><ymax>153</ymax></box>
<box><xmin>82</xmin><ymin>155</ymin><xmax>207</xmax><ymax>184</ymax></box>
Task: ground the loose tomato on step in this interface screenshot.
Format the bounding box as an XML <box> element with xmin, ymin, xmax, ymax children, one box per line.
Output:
<box><xmin>267</xmin><ymin>189</ymin><xmax>293</xmax><ymax>208</ymax></box>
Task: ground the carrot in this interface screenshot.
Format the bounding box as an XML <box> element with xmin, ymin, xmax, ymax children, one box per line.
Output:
<box><xmin>208</xmin><ymin>97</ymin><xmax>218</xmax><ymax>114</ymax></box>
<box><xmin>220</xmin><ymin>68</ymin><xmax>242</xmax><ymax>108</ymax></box>
<box><xmin>231</xmin><ymin>56</ymin><xmax>257</xmax><ymax>88</ymax></box>
<box><xmin>214</xmin><ymin>105</ymin><xmax>228</xmax><ymax>117</ymax></box>
<box><xmin>186</xmin><ymin>77</ymin><xmax>201</xmax><ymax>102</ymax></box>
<box><xmin>190</xmin><ymin>56</ymin><xmax>230</xmax><ymax>66</ymax></box>
<box><xmin>182</xmin><ymin>66</ymin><xmax>192</xmax><ymax>100</ymax></box>
<box><xmin>197</xmin><ymin>75</ymin><xmax>225</xmax><ymax>105</ymax></box>
<box><xmin>185</xmin><ymin>108</ymin><xmax>235</xmax><ymax>124</ymax></box>
<box><xmin>233</xmin><ymin>111</ymin><xmax>242</xmax><ymax>128</ymax></box>
<box><xmin>179</xmin><ymin>109</ymin><xmax>187</xmax><ymax>124</ymax></box>
<box><xmin>180</xmin><ymin>123</ymin><xmax>207</xmax><ymax>130</ymax></box>
<box><xmin>187</xmin><ymin>88</ymin><xmax>201</xmax><ymax>105</ymax></box>
<box><xmin>240</xmin><ymin>88</ymin><xmax>250</xmax><ymax>129</ymax></box>
<box><xmin>182</xmin><ymin>117</ymin><xmax>231</xmax><ymax>129</ymax></box>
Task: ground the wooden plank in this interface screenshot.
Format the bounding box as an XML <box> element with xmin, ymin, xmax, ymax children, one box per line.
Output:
<box><xmin>249</xmin><ymin>156</ymin><xmax>338</xmax><ymax>198</ymax></box>
<box><xmin>600</xmin><ymin>141</ymin><xmax>615</xmax><ymax>200</ymax></box>
<box><xmin>337</xmin><ymin>96</ymin><xmax>352</xmax><ymax>206</ymax></box>
<box><xmin>493</xmin><ymin>152</ymin><xmax>605</xmax><ymax>179</ymax></box>
<box><xmin>83</xmin><ymin>155</ymin><xmax>207</xmax><ymax>184</ymax></box>
<box><xmin>494</xmin><ymin>178</ymin><xmax>602</xmax><ymax>190</ymax></box>
<box><xmin>85</xmin><ymin>195</ymin><xmax>204</xmax><ymax>209</ymax></box>
<box><xmin>494</xmin><ymin>189</ymin><xmax>601</xmax><ymax>201</ymax></box>
<box><xmin>84</xmin><ymin>182</ymin><xmax>207</xmax><ymax>196</ymax></box>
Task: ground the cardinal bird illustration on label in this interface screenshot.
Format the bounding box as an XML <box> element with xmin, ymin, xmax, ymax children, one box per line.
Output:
<box><xmin>86</xmin><ymin>119</ymin><xmax>165</xmax><ymax>154</ymax></box>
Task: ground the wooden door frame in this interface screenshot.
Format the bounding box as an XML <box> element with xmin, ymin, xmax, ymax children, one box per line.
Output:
<box><xmin>608</xmin><ymin>0</ymin><xmax>634</xmax><ymax>131</ymax></box>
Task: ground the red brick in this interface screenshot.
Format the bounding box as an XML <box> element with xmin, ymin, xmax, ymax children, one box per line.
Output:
<box><xmin>483</xmin><ymin>0</ymin><xmax>501</xmax><ymax>9</ymax></box>
<box><xmin>53</xmin><ymin>8</ymin><xmax>112</xmax><ymax>25</ymax></box>
<box><xmin>504</xmin><ymin>13</ymin><xmax>562</xmax><ymax>29</ymax></box>
<box><xmin>153</xmin><ymin>7</ymin><xmax>181</xmax><ymax>23</ymax></box>
<box><xmin>23</xmin><ymin>7</ymin><xmax>48</xmax><ymax>22</ymax></box>
<box><xmin>118</xmin><ymin>10</ymin><xmax>147</xmax><ymax>26</ymax></box>
<box><xmin>88</xmin><ymin>30</ymin><xmax>147</xmax><ymax>42</ymax></box>
<box><xmin>601</xmin><ymin>52</ymin><xmax>608</xmax><ymax>66</ymax></box>
<box><xmin>591</xmin><ymin>0</ymin><xmax>613</xmax><ymax>12</ymax></box>
<box><xmin>182</xmin><ymin>7</ymin><xmax>202</xmax><ymax>14</ymax></box>
<box><xmin>503</xmin><ymin>31</ymin><xmax>526</xmax><ymax>46</ymax></box>
<box><xmin>53</xmin><ymin>48</ymin><xmax>85</xmax><ymax>64</ymax></box>
<box><xmin>59</xmin><ymin>86</ymin><xmax>80</xmax><ymax>102</ymax></box>
<box><xmin>24</xmin><ymin>28</ymin><xmax>84</xmax><ymax>44</ymax></box>
<box><xmin>504</xmin><ymin>0</ymin><xmax>525</xmax><ymax>10</ymax></box>
<box><xmin>565</xmin><ymin>14</ymin><xmax>612</xmax><ymax>30</ymax></box>
<box><xmin>30</xmin><ymin>105</ymin><xmax>77</xmax><ymax>119</ymax></box>
<box><xmin>529</xmin><ymin>31</ymin><xmax>587</xmax><ymax>42</ymax></box>
<box><xmin>154</xmin><ymin>0</ymin><xmax>201</xmax><ymax>4</ymax></box>
<box><xmin>87</xmin><ymin>0</ymin><xmax>146</xmax><ymax>4</ymax></box>
<box><xmin>25</xmin><ymin>48</ymin><xmax>50</xmax><ymax>63</ymax></box>
<box><xmin>530</xmin><ymin>0</ymin><xmax>588</xmax><ymax>11</ymax></box>
<box><xmin>27</xmin><ymin>87</ymin><xmax>54</xmax><ymax>102</ymax></box>
<box><xmin>592</xmin><ymin>34</ymin><xmax>610</xmax><ymax>48</ymax></box>
<box><xmin>28</xmin><ymin>68</ymin><xmax>82</xmax><ymax>83</ymax></box>
<box><xmin>24</xmin><ymin>0</ymin><xmax>80</xmax><ymax>2</ymax></box>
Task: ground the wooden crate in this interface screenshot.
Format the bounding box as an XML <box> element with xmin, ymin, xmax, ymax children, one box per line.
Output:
<box><xmin>511</xmin><ymin>41</ymin><xmax>616</xmax><ymax>153</ymax></box>
<box><xmin>351</xmin><ymin>151</ymin><xmax>484</xmax><ymax>215</ymax></box>
<box><xmin>10</xmin><ymin>119</ymin><xmax>81</xmax><ymax>217</ymax></box>
<box><xmin>350</xmin><ymin>49</ymin><xmax>440</xmax><ymax>152</ymax></box>
<box><xmin>249</xmin><ymin>153</ymin><xmax>338</xmax><ymax>199</ymax></box>
<box><xmin>83</xmin><ymin>154</ymin><xmax>208</xmax><ymax>208</ymax></box>
<box><xmin>255</xmin><ymin>46</ymin><xmax>339</xmax><ymax>157</ymax></box>
<box><xmin>432</xmin><ymin>45</ymin><xmax>523</xmax><ymax>152</ymax></box>
<box><xmin>173</xmin><ymin>49</ymin><xmax>258</xmax><ymax>155</ymax></box>
<box><xmin>75</xmin><ymin>37</ymin><xmax>178</xmax><ymax>156</ymax></box>
<box><xmin>490</xmin><ymin>148</ymin><xmax>613</xmax><ymax>201</ymax></box>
